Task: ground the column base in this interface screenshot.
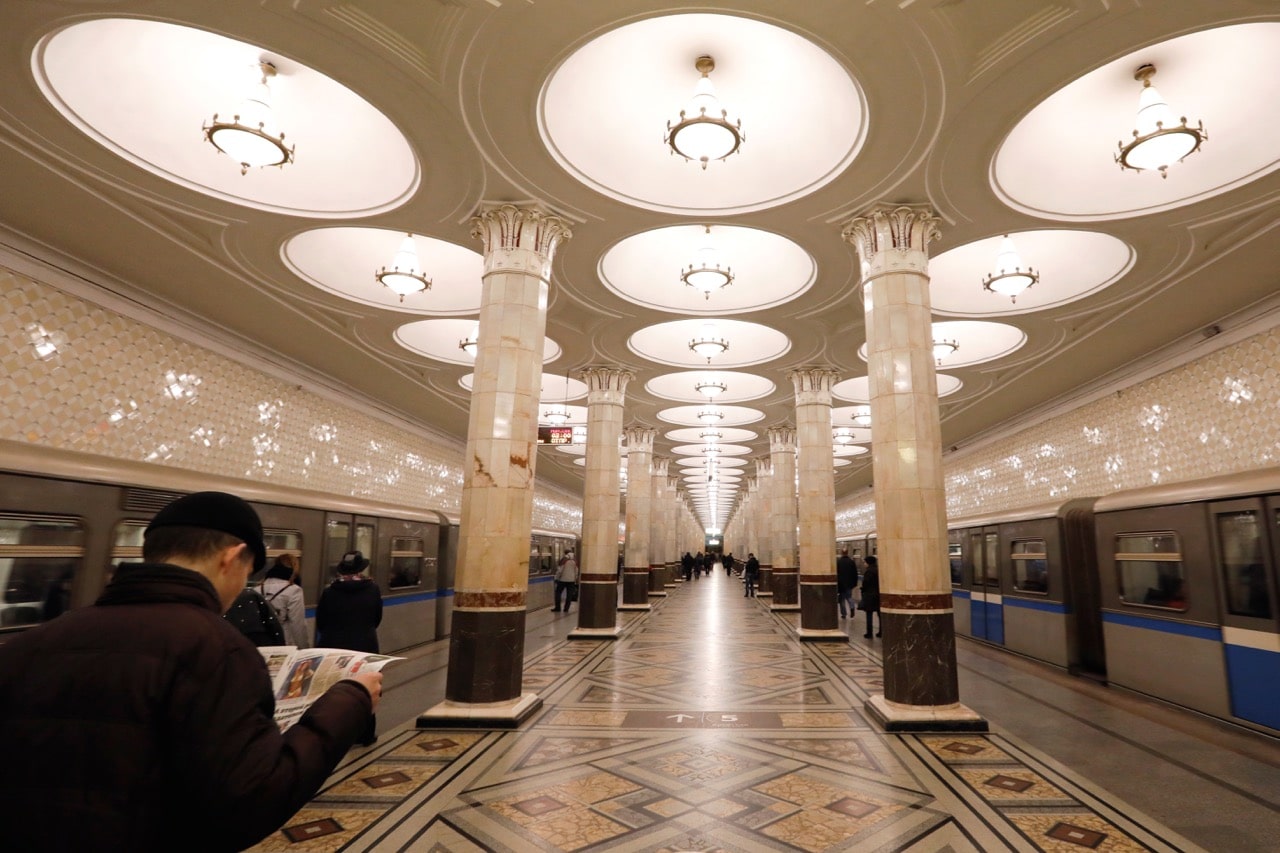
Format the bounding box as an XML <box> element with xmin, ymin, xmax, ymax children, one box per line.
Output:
<box><xmin>863</xmin><ymin>694</ymin><xmax>988</xmax><ymax>733</ymax></box>
<box><xmin>648</xmin><ymin>590</ymin><xmax>668</xmax><ymax>597</ymax></box>
<box><xmin>757</xmin><ymin>591</ymin><xmax>774</xmax><ymax>597</ymax></box>
<box><xmin>797</xmin><ymin>627</ymin><xmax>848</xmax><ymax>642</ymax></box>
<box><xmin>568</xmin><ymin>626</ymin><xmax>622</xmax><ymax>640</ymax></box>
<box><xmin>663</xmin><ymin>583</ymin><xmax>678</xmax><ymax>588</ymax></box>
<box><xmin>618</xmin><ymin>603</ymin><xmax>653</xmax><ymax>611</ymax></box>
<box><xmin>417</xmin><ymin>693</ymin><xmax>543</xmax><ymax>729</ymax></box>
<box><xmin>770</xmin><ymin>603</ymin><xmax>801</xmax><ymax>612</ymax></box>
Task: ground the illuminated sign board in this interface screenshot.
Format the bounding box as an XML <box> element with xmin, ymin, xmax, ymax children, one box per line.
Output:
<box><xmin>537</xmin><ymin>426</ymin><xmax>575</xmax><ymax>445</ymax></box>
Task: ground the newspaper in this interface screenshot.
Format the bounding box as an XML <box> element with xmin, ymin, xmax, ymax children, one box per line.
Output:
<box><xmin>259</xmin><ymin>646</ymin><xmax>401</xmax><ymax>732</ymax></box>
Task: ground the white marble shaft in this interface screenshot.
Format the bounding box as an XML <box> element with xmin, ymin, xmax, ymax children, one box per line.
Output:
<box><xmin>650</xmin><ymin>455</ymin><xmax>670</xmax><ymax>566</ymax></box>
<box><xmin>768</xmin><ymin>426</ymin><xmax>798</xmax><ymax>571</ymax></box>
<box><xmin>789</xmin><ymin>368</ymin><xmax>839</xmax><ymax>583</ymax></box>
<box><xmin>744</xmin><ymin>476</ymin><xmax>759</xmax><ymax>559</ymax></box>
<box><xmin>667</xmin><ymin>475</ymin><xmax>681</xmax><ymax>568</ymax></box>
<box><xmin>842</xmin><ymin>205</ymin><xmax>950</xmax><ymax>598</ymax></box>
<box><xmin>455</xmin><ymin>203</ymin><xmax>570</xmax><ymax>601</ymax></box>
<box><xmin>578</xmin><ymin>367</ymin><xmax>631</xmax><ymax>580</ymax></box>
<box><xmin>623</xmin><ymin>426</ymin><xmax>655</xmax><ymax>569</ymax></box>
<box><xmin>754</xmin><ymin>458</ymin><xmax>773</xmax><ymax>566</ymax></box>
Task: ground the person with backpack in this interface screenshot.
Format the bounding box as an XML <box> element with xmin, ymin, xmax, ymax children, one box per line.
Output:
<box><xmin>260</xmin><ymin>554</ymin><xmax>309</xmax><ymax>648</ymax></box>
<box><xmin>224</xmin><ymin>583</ymin><xmax>285</xmax><ymax>647</ymax></box>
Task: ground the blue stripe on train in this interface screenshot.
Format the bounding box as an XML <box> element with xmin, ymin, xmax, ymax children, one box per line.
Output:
<box><xmin>1003</xmin><ymin>597</ymin><xmax>1068</xmax><ymax>614</ymax></box>
<box><xmin>1224</xmin><ymin>643</ymin><xmax>1280</xmax><ymax>730</ymax></box>
<box><xmin>1102</xmin><ymin>611</ymin><xmax>1221</xmax><ymax>641</ymax></box>
<box><xmin>302</xmin><ymin>578</ymin><xmax>557</xmax><ymax>618</ymax></box>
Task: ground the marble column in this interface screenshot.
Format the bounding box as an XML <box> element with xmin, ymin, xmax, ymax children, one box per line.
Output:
<box><xmin>620</xmin><ymin>426</ymin><xmax>655</xmax><ymax>611</ymax></box>
<box><xmin>743</xmin><ymin>477</ymin><xmax>758</xmax><ymax>560</ymax></box>
<box><xmin>753</xmin><ymin>457</ymin><xmax>775</xmax><ymax>598</ymax></box>
<box><xmin>666</xmin><ymin>475</ymin><xmax>682</xmax><ymax>586</ymax></box>
<box><xmin>648</xmin><ymin>456</ymin><xmax>670</xmax><ymax>597</ymax></box>
<box><xmin>569</xmin><ymin>367</ymin><xmax>631</xmax><ymax>640</ymax></box>
<box><xmin>790</xmin><ymin>368</ymin><xmax>844</xmax><ymax>641</ymax></box>
<box><xmin>843</xmin><ymin>205</ymin><xmax>986</xmax><ymax>730</ymax></box>
<box><xmin>768</xmin><ymin>426</ymin><xmax>799</xmax><ymax>610</ymax></box>
<box><xmin>421</xmin><ymin>202</ymin><xmax>569</xmax><ymax>727</ymax></box>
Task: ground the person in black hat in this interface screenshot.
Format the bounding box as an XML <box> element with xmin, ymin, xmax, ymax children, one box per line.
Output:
<box><xmin>316</xmin><ymin>549</ymin><xmax>383</xmax><ymax>744</ymax></box>
<box><xmin>0</xmin><ymin>491</ymin><xmax>383</xmax><ymax>853</ymax></box>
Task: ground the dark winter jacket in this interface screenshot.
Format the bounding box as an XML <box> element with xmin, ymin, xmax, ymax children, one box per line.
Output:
<box><xmin>836</xmin><ymin>554</ymin><xmax>859</xmax><ymax>593</ymax></box>
<box><xmin>860</xmin><ymin>563</ymin><xmax>881</xmax><ymax>612</ymax></box>
<box><xmin>0</xmin><ymin>563</ymin><xmax>373</xmax><ymax>853</ymax></box>
<box><xmin>316</xmin><ymin>576</ymin><xmax>383</xmax><ymax>653</ymax></box>
<box><xmin>744</xmin><ymin>555</ymin><xmax>760</xmax><ymax>578</ymax></box>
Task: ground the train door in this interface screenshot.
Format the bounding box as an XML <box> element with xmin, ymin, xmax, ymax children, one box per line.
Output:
<box><xmin>970</xmin><ymin>527</ymin><xmax>1004</xmax><ymax>644</ymax></box>
<box><xmin>948</xmin><ymin>533</ymin><xmax>969</xmax><ymax>636</ymax></box>
<box><xmin>1210</xmin><ymin>498</ymin><xmax>1280</xmax><ymax>730</ymax></box>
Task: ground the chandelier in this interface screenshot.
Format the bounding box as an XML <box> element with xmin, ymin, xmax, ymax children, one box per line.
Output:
<box><xmin>851</xmin><ymin>405</ymin><xmax>872</xmax><ymax>427</ymax></box>
<box><xmin>202</xmin><ymin>61</ymin><xmax>295</xmax><ymax>175</ymax></box>
<box><xmin>375</xmin><ymin>233</ymin><xmax>432</xmax><ymax>301</ymax></box>
<box><xmin>833</xmin><ymin>427</ymin><xmax>855</xmax><ymax>446</ymax></box>
<box><xmin>696</xmin><ymin>407</ymin><xmax>724</xmax><ymax>424</ymax></box>
<box><xmin>932</xmin><ymin>339</ymin><xmax>959</xmax><ymax>364</ymax></box>
<box><xmin>699</xmin><ymin>428</ymin><xmax>723</xmax><ymax>442</ymax></box>
<box><xmin>982</xmin><ymin>235</ymin><xmax>1038</xmax><ymax>303</ymax></box>
<box><xmin>1116</xmin><ymin>63</ymin><xmax>1206</xmax><ymax>179</ymax></box>
<box><xmin>665</xmin><ymin>55</ymin><xmax>744</xmax><ymax>170</ymax></box>
<box><xmin>458</xmin><ymin>321</ymin><xmax>480</xmax><ymax>358</ymax></box>
<box><xmin>542</xmin><ymin>371</ymin><xmax>571</xmax><ymax>425</ymax></box>
<box><xmin>695</xmin><ymin>377</ymin><xmax>727</xmax><ymax>398</ymax></box>
<box><xmin>681</xmin><ymin>226</ymin><xmax>734</xmax><ymax>299</ymax></box>
<box><xmin>688</xmin><ymin>322</ymin><xmax>729</xmax><ymax>363</ymax></box>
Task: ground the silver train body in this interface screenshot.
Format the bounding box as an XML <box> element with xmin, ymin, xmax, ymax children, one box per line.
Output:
<box><xmin>840</xmin><ymin>467</ymin><xmax>1280</xmax><ymax>737</ymax></box>
<box><xmin>0</xmin><ymin>446</ymin><xmax>577</xmax><ymax>653</ymax></box>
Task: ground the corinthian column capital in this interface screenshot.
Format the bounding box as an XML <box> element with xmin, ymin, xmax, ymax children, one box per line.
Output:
<box><xmin>789</xmin><ymin>366</ymin><xmax>841</xmax><ymax>406</ymax></box>
<box><xmin>767</xmin><ymin>425</ymin><xmax>797</xmax><ymax>452</ymax></box>
<box><xmin>841</xmin><ymin>204</ymin><xmax>941</xmax><ymax>279</ymax></box>
<box><xmin>471</xmin><ymin>202</ymin><xmax>573</xmax><ymax>278</ymax></box>
<box><xmin>578</xmin><ymin>365</ymin><xmax>633</xmax><ymax>405</ymax></box>
<box><xmin>623</xmin><ymin>425</ymin><xmax>655</xmax><ymax>454</ymax></box>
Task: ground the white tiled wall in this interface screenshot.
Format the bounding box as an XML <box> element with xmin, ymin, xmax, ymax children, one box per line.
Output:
<box><xmin>1</xmin><ymin>270</ymin><xmax>583</xmax><ymax>534</ymax></box>
<box><xmin>837</xmin><ymin>324</ymin><xmax>1280</xmax><ymax>534</ymax></box>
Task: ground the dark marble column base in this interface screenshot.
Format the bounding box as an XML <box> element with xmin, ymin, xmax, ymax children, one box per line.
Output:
<box><xmin>758</xmin><ymin>567</ymin><xmax>773</xmax><ymax>595</ymax></box>
<box><xmin>799</xmin><ymin>580</ymin><xmax>839</xmax><ymax>632</ymax></box>
<box><xmin>621</xmin><ymin>569</ymin><xmax>649</xmax><ymax>607</ymax></box>
<box><xmin>863</xmin><ymin>694</ymin><xmax>988</xmax><ymax>732</ymax></box>
<box><xmin>444</xmin><ymin>608</ymin><xmax>525</xmax><ymax>703</ymax></box>
<box><xmin>417</xmin><ymin>693</ymin><xmax>542</xmax><ymax>729</ymax></box>
<box><xmin>883</xmin><ymin>607</ymin><xmax>961</xmax><ymax>706</ymax></box>
<box><xmin>769</xmin><ymin>571</ymin><xmax>798</xmax><ymax>607</ymax></box>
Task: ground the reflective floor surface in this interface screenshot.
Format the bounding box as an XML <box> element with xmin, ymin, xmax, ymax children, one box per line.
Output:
<box><xmin>248</xmin><ymin>571</ymin><xmax>1280</xmax><ymax>852</ymax></box>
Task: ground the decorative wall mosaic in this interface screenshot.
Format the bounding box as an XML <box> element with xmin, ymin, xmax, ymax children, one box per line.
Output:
<box><xmin>837</xmin><ymin>324</ymin><xmax>1280</xmax><ymax>534</ymax></box>
<box><xmin>1</xmin><ymin>270</ymin><xmax>582</xmax><ymax>533</ymax></box>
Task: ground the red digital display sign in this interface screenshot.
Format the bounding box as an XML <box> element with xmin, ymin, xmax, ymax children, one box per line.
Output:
<box><xmin>537</xmin><ymin>426</ymin><xmax>575</xmax><ymax>445</ymax></box>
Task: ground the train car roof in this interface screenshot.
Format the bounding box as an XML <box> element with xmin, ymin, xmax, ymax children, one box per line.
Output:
<box><xmin>1094</xmin><ymin>466</ymin><xmax>1280</xmax><ymax>513</ymax></box>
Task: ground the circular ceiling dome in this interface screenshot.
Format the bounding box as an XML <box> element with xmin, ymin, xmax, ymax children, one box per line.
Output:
<box><xmin>629</xmin><ymin>319</ymin><xmax>790</xmax><ymax>369</ymax></box>
<box><xmin>539</xmin><ymin>13</ymin><xmax>867</xmax><ymax>215</ymax></box>
<box><xmin>34</xmin><ymin>18</ymin><xmax>418</xmax><ymax>217</ymax></box>
<box><xmin>992</xmin><ymin>23</ymin><xmax>1280</xmax><ymax>221</ymax></box>
<box><xmin>600</xmin><ymin>224</ymin><xmax>815</xmax><ymax>315</ymax></box>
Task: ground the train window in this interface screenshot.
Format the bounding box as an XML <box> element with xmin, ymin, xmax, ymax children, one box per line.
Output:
<box><xmin>1011</xmin><ymin>539</ymin><xmax>1049</xmax><ymax>594</ymax></box>
<box><xmin>971</xmin><ymin>532</ymin><xmax>999</xmax><ymax>586</ymax></box>
<box><xmin>1115</xmin><ymin>532</ymin><xmax>1187</xmax><ymax>611</ymax></box>
<box><xmin>948</xmin><ymin>542</ymin><xmax>962</xmax><ymax>585</ymax></box>
<box><xmin>389</xmin><ymin>537</ymin><xmax>424</xmax><ymax>589</ymax></box>
<box><xmin>263</xmin><ymin>530</ymin><xmax>301</xmax><ymax>566</ymax></box>
<box><xmin>112</xmin><ymin>521</ymin><xmax>148</xmax><ymax>565</ymax></box>
<box><xmin>326</xmin><ymin>520</ymin><xmax>349</xmax><ymax>572</ymax></box>
<box><xmin>0</xmin><ymin>515</ymin><xmax>84</xmax><ymax>628</ymax></box>
<box><xmin>355</xmin><ymin>524</ymin><xmax>375</xmax><ymax>565</ymax></box>
<box><xmin>1217</xmin><ymin>510</ymin><xmax>1271</xmax><ymax>619</ymax></box>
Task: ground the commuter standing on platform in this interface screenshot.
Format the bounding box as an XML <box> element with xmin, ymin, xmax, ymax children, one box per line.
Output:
<box><xmin>724</xmin><ymin>552</ymin><xmax>735</xmax><ymax>576</ymax></box>
<box><xmin>316</xmin><ymin>550</ymin><xmax>383</xmax><ymax>745</ymax></box>
<box><xmin>0</xmin><ymin>491</ymin><xmax>381</xmax><ymax>853</ymax></box>
<box><xmin>553</xmin><ymin>550</ymin><xmax>579</xmax><ymax>613</ymax></box>
<box><xmin>861</xmin><ymin>554</ymin><xmax>882</xmax><ymax>638</ymax></box>
<box><xmin>682</xmin><ymin>550</ymin><xmax>694</xmax><ymax>581</ymax></box>
<box><xmin>744</xmin><ymin>552</ymin><xmax>760</xmax><ymax>598</ymax></box>
<box><xmin>837</xmin><ymin>549</ymin><xmax>859</xmax><ymax>621</ymax></box>
<box><xmin>260</xmin><ymin>554</ymin><xmax>310</xmax><ymax>648</ymax></box>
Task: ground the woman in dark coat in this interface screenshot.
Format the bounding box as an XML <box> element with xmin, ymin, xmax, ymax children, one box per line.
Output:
<box><xmin>316</xmin><ymin>551</ymin><xmax>383</xmax><ymax>744</ymax></box>
<box><xmin>861</xmin><ymin>555</ymin><xmax>881</xmax><ymax>639</ymax></box>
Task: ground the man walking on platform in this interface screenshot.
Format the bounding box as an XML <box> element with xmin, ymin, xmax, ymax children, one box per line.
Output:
<box><xmin>837</xmin><ymin>549</ymin><xmax>859</xmax><ymax>620</ymax></box>
<box><xmin>744</xmin><ymin>552</ymin><xmax>760</xmax><ymax>597</ymax></box>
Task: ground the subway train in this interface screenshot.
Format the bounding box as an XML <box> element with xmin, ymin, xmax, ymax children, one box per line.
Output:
<box><xmin>840</xmin><ymin>466</ymin><xmax>1280</xmax><ymax>738</ymax></box>
<box><xmin>0</xmin><ymin>445</ymin><xmax>578</xmax><ymax>653</ymax></box>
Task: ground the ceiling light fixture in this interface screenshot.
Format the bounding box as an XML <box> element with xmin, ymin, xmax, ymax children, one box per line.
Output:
<box><xmin>458</xmin><ymin>321</ymin><xmax>480</xmax><ymax>358</ymax></box>
<box><xmin>681</xmin><ymin>225</ymin><xmax>734</xmax><ymax>299</ymax></box>
<box><xmin>202</xmin><ymin>60</ymin><xmax>295</xmax><ymax>176</ymax></box>
<box><xmin>981</xmin><ymin>235</ymin><xmax>1039</xmax><ymax>303</ymax></box>
<box><xmin>699</xmin><ymin>429</ymin><xmax>723</xmax><ymax>442</ymax></box>
<box><xmin>697</xmin><ymin>407</ymin><xmax>724</xmax><ymax>424</ymax></box>
<box><xmin>376</xmin><ymin>233</ymin><xmax>432</xmax><ymax>301</ymax></box>
<box><xmin>695</xmin><ymin>377</ymin><xmax>727</xmax><ymax>398</ymax></box>
<box><xmin>665</xmin><ymin>55</ymin><xmax>744</xmax><ymax>170</ymax></box>
<box><xmin>688</xmin><ymin>322</ymin><xmax>729</xmax><ymax>363</ymax></box>
<box><xmin>1116</xmin><ymin>63</ymin><xmax>1206</xmax><ymax>179</ymax></box>
<box><xmin>932</xmin><ymin>339</ymin><xmax>959</xmax><ymax>364</ymax></box>
<box><xmin>542</xmin><ymin>370</ymin><xmax>571</xmax><ymax>425</ymax></box>
<box><xmin>851</xmin><ymin>405</ymin><xmax>872</xmax><ymax>427</ymax></box>
<box><xmin>833</xmin><ymin>427</ymin><xmax>855</xmax><ymax>445</ymax></box>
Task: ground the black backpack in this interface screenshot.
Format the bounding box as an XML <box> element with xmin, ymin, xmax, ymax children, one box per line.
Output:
<box><xmin>225</xmin><ymin>586</ymin><xmax>286</xmax><ymax>647</ymax></box>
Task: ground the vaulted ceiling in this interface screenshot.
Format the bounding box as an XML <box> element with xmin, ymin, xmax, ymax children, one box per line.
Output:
<box><xmin>2</xmin><ymin>0</ymin><xmax>1278</xmax><ymax>530</ymax></box>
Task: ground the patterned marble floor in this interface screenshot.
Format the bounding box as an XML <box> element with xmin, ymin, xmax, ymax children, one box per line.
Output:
<box><xmin>249</xmin><ymin>574</ymin><xmax>1211</xmax><ymax>852</ymax></box>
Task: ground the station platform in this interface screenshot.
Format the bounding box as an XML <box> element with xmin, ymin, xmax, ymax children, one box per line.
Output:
<box><xmin>249</xmin><ymin>572</ymin><xmax>1280</xmax><ymax>852</ymax></box>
